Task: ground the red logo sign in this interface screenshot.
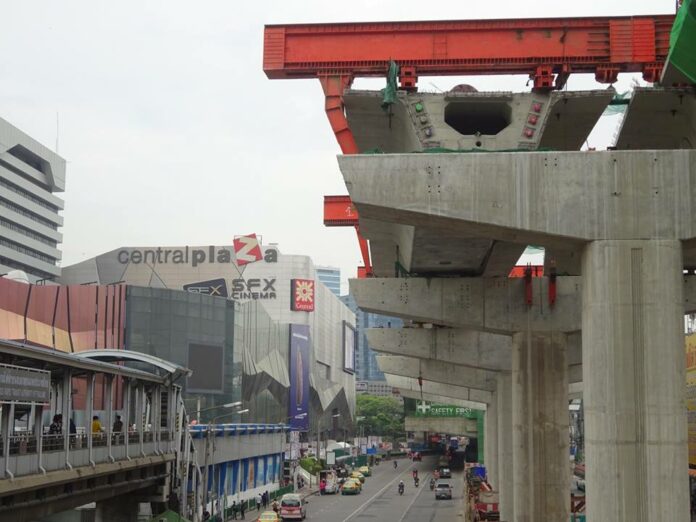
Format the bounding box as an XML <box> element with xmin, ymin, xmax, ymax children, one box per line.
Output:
<box><xmin>291</xmin><ymin>279</ymin><xmax>315</xmax><ymax>312</ymax></box>
<box><xmin>233</xmin><ymin>234</ymin><xmax>263</xmax><ymax>266</ymax></box>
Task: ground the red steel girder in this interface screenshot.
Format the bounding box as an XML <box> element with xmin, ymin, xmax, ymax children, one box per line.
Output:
<box><xmin>324</xmin><ymin>195</ymin><xmax>359</xmax><ymax>227</ymax></box>
<box><xmin>264</xmin><ymin>14</ymin><xmax>674</xmax><ymax>85</ymax></box>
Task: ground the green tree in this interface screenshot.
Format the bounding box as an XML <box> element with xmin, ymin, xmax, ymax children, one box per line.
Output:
<box><xmin>355</xmin><ymin>395</ymin><xmax>405</xmax><ymax>443</ymax></box>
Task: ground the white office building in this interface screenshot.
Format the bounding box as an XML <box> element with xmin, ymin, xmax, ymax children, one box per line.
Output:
<box><xmin>0</xmin><ymin>117</ymin><xmax>66</xmax><ymax>281</ymax></box>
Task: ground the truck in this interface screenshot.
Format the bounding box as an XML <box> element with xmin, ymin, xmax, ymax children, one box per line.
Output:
<box><xmin>319</xmin><ymin>469</ymin><xmax>339</xmax><ymax>494</ymax></box>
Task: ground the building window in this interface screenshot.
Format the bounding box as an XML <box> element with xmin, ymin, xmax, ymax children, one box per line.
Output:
<box><xmin>0</xmin><ymin>217</ymin><xmax>57</xmax><ymax>247</ymax></box>
<box><xmin>0</xmin><ymin>236</ymin><xmax>57</xmax><ymax>264</ymax></box>
<box><xmin>0</xmin><ymin>255</ymin><xmax>54</xmax><ymax>279</ymax></box>
<box><xmin>0</xmin><ymin>176</ymin><xmax>60</xmax><ymax>212</ymax></box>
<box><xmin>0</xmin><ymin>197</ymin><xmax>58</xmax><ymax>230</ymax></box>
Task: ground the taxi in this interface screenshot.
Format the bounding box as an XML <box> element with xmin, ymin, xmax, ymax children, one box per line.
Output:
<box><xmin>358</xmin><ymin>465</ymin><xmax>372</xmax><ymax>477</ymax></box>
<box><xmin>350</xmin><ymin>471</ymin><xmax>366</xmax><ymax>483</ymax></box>
<box><xmin>257</xmin><ymin>511</ymin><xmax>280</xmax><ymax>522</ymax></box>
<box><xmin>341</xmin><ymin>478</ymin><xmax>362</xmax><ymax>495</ymax></box>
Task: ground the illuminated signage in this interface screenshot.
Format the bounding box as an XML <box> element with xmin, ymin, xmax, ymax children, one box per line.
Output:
<box><xmin>291</xmin><ymin>279</ymin><xmax>315</xmax><ymax>312</ymax></box>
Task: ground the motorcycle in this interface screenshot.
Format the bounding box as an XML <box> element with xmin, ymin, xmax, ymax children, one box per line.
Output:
<box><xmin>398</xmin><ymin>483</ymin><xmax>405</xmax><ymax>496</ymax></box>
<box><xmin>414</xmin><ymin>477</ymin><xmax>420</xmax><ymax>488</ymax></box>
<box><xmin>430</xmin><ymin>478</ymin><xmax>436</xmax><ymax>491</ymax></box>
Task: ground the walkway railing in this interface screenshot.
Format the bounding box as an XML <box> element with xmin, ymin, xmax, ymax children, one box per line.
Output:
<box><xmin>0</xmin><ymin>429</ymin><xmax>177</xmax><ymax>479</ymax></box>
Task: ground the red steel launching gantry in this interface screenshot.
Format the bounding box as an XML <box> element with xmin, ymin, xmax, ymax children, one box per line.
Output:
<box><xmin>263</xmin><ymin>13</ymin><xmax>675</xmax><ymax>276</ymax></box>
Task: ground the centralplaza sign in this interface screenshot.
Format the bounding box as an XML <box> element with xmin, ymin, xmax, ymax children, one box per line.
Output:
<box><xmin>116</xmin><ymin>245</ymin><xmax>278</xmax><ymax>268</ymax></box>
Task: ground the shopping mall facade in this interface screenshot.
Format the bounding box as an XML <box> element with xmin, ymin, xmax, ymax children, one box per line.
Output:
<box><xmin>0</xmin><ymin>236</ymin><xmax>356</xmax><ymax>435</ymax></box>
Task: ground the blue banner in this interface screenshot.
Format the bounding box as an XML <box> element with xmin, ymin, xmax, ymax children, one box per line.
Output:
<box><xmin>289</xmin><ymin>324</ymin><xmax>310</xmax><ymax>431</ymax></box>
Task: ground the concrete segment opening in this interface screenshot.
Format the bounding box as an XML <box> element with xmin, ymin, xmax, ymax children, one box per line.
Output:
<box><xmin>444</xmin><ymin>100</ymin><xmax>511</xmax><ymax>136</ymax></box>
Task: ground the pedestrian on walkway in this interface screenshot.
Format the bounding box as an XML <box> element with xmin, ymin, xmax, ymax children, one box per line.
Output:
<box><xmin>240</xmin><ymin>501</ymin><xmax>245</xmax><ymax>519</ymax></box>
<box><xmin>231</xmin><ymin>500</ymin><xmax>238</xmax><ymax>520</ymax></box>
<box><xmin>256</xmin><ymin>492</ymin><xmax>262</xmax><ymax>510</ymax></box>
<box><xmin>48</xmin><ymin>414</ymin><xmax>62</xmax><ymax>435</ymax></box>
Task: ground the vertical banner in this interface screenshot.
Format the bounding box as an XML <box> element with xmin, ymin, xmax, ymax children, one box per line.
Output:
<box><xmin>289</xmin><ymin>324</ymin><xmax>310</xmax><ymax>431</ymax></box>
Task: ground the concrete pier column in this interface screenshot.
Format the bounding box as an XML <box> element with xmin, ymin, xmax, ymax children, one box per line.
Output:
<box><xmin>512</xmin><ymin>331</ymin><xmax>569</xmax><ymax>522</ymax></box>
<box><xmin>496</xmin><ymin>372</ymin><xmax>513</xmax><ymax>522</ymax></box>
<box><xmin>582</xmin><ymin>240</ymin><xmax>689</xmax><ymax>522</ymax></box>
<box><xmin>485</xmin><ymin>389</ymin><xmax>498</xmax><ymax>489</ymax></box>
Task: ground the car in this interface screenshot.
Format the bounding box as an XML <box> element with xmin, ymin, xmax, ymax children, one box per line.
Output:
<box><xmin>439</xmin><ymin>467</ymin><xmax>452</xmax><ymax>479</ymax></box>
<box><xmin>279</xmin><ymin>494</ymin><xmax>307</xmax><ymax>520</ymax></box>
<box><xmin>358</xmin><ymin>465</ymin><xmax>372</xmax><ymax>477</ymax></box>
<box><xmin>435</xmin><ymin>482</ymin><xmax>453</xmax><ymax>500</ymax></box>
<box><xmin>350</xmin><ymin>471</ymin><xmax>366</xmax><ymax>483</ymax></box>
<box><xmin>342</xmin><ymin>478</ymin><xmax>362</xmax><ymax>495</ymax></box>
<box><xmin>257</xmin><ymin>511</ymin><xmax>280</xmax><ymax>522</ymax></box>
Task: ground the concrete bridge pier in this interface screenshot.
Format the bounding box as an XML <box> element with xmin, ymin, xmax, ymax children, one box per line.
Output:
<box><xmin>582</xmin><ymin>240</ymin><xmax>689</xmax><ymax>522</ymax></box>
<box><xmin>512</xmin><ymin>331</ymin><xmax>569</xmax><ymax>522</ymax></box>
<box><xmin>496</xmin><ymin>372</ymin><xmax>514</xmax><ymax>522</ymax></box>
<box><xmin>484</xmin><ymin>388</ymin><xmax>498</xmax><ymax>490</ymax></box>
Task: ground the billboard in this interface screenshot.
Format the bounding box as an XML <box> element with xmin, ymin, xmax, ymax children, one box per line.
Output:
<box><xmin>187</xmin><ymin>343</ymin><xmax>224</xmax><ymax>393</ymax></box>
<box><xmin>343</xmin><ymin>321</ymin><xmax>356</xmax><ymax>374</ymax></box>
<box><xmin>289</xmin><ymin>324</ymin><xmax>310</xmax><ymax>431</ymax></box>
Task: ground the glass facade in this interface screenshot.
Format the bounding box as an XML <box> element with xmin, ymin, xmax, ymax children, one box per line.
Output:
<box><xmin>316</xmin><ymin>266</ymin><xmax>341</xmax><ymax>297</ymax></box>
<box><xmin>125</xmin><ymin>286</ymin><xmax>241</xmax><ymax>420</ymax></box>
<box><xmin>125</xmin><ymin>286</ymin><xmax>353</xmax><ymax>429</ymax></box>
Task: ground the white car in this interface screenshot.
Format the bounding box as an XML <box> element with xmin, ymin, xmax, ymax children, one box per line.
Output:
<box><xmin>435</xmin><ymin>482</ymin><xmax>453</xmax><ymax>500</ymax></box>
<box><xmin>279</xmin><ymin>494</ymin><xmax>307</xmax><ymax>520</ymax></box>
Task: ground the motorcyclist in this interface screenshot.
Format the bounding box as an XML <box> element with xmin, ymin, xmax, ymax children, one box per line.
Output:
<box><xmin>393</xmin><ymin>460</ymin><xmax>398</xmax><ymax>469</ymax></box>
<box><xmin>430</xmin><ymin>477</ymin><xmax>436</xmax><ymax>490</ymax></box>
<box><xmin>398</xmin><ymin>480</ymin><xmax>405</xmax><ymax>495</ymax></box>
<box><xmin>414</xmin><ymin>476</ymin><xmax>420</xmax><ymax>487</ymax></box>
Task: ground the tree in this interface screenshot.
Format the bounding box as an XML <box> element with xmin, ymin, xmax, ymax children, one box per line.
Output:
<box><xmin>355</xmin><ymin>395</ymin><xmax>405</xmax><ymax>442</ymax></box>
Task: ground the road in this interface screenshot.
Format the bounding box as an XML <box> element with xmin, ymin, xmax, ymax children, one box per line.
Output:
<box><xmin>303</xmin><ymin>455</ymin><xmax>464</xmax><ymax>522</ymax></box>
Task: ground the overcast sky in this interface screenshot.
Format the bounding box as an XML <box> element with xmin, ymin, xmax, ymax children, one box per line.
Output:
<box><xmin>0</xmin><ymin>0</ymin><xmax>678</xmax><ymax>293</ymax></box>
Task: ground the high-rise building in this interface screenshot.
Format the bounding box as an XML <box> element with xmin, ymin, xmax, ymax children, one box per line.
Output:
<box><xmin>0</xmin><ymin>117</ymin><xmax>66</xmax><ymax>282</ymax></box>
<box><xmin>340</xmin><ymin>294</ymin><xmax>402</xmax><ymax>382</ymax></box>
<box><xmin>316</xmin><ymin>265</ymin><xmax>341</xmax><ymax>297</ymax></box>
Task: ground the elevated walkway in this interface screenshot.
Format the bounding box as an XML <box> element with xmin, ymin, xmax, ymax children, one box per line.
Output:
<box><xmin>0</xmin><ymin>340</ymin><xmax>196</xmax><ymax>522</ymax></box>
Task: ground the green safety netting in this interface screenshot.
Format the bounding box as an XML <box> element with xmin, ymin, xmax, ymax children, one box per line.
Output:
<box><xmin>667</xmin><ymin>0</ymin><xmax>696</xmax><ymax>84</ymax></box>
<box><xmin>602</xmin><ymin>91</ymin><xmax>631</xmax><ymax>116</ymax></box>
<box><xmin>381</xmin><ymin>60</ymin><xmax>399</xmax><ymax>111</ymax></box>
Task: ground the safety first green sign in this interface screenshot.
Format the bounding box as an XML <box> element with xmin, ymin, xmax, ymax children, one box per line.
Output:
<box><xmin>414</xmin><ymin>402</ymin><xmax>477</xmax><ymax>418</ymax></box>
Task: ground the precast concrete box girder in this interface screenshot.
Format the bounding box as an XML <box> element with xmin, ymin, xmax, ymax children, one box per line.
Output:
<box><xmin>366</xmin><ymin>327</ymin><xmax>583</xmax><ymax>380</ymax></box>
<box><xmin>384</xmin><ymin>373</ymin><xmax>492</xmax><ymax>404</ymax></box>
<box><xmin>396</xmin><ymin>387</ymin><xmax>487</xmax><ymax>410</ymax></box>
<box><xmin>339</xmin><ymin>150</ymin><xmax>696</xmax><ymax>247</ymax></box>
<box><xmin>376</xmin><ymin>355</ymin><xmax>497</xmax><ymax>391</ymax></box>
<box><xmin>353</xmin><ymin>275</ymin><xmax>696</xmax><ymax>331</ymax></box>
<box><xmin>351</xmin><ymin>276</ymin><xmax>582</xmax><ymax>333</ymax></box>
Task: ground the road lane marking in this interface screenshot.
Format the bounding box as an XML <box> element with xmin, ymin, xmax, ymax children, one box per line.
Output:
<box><xmin>340</xmin><ymin>466</ymin><xmax>413</xmax><ymax>522</ymax></box>
<box><xmin>397</xmin><ymin>472</ymin><xmax>432</xmax><ymax>522</ymax></box>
